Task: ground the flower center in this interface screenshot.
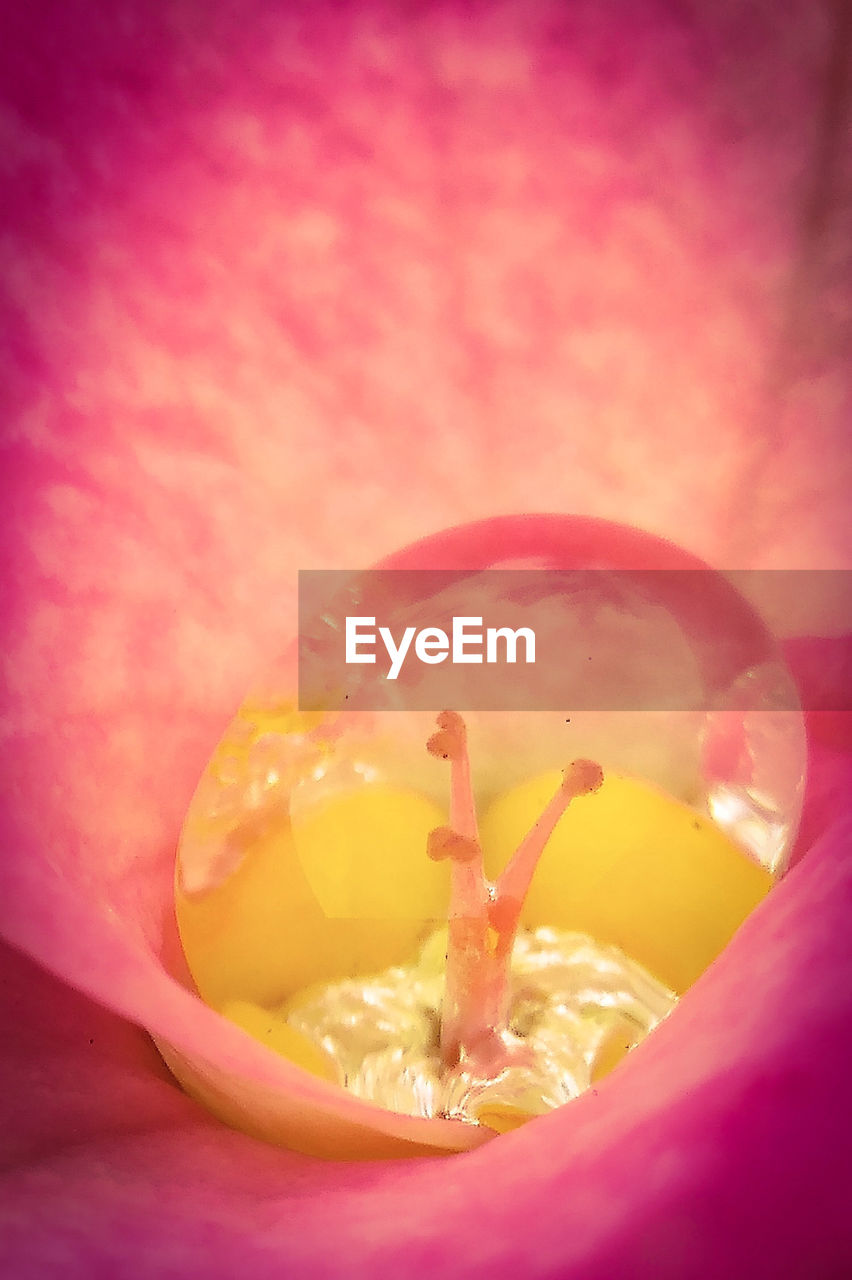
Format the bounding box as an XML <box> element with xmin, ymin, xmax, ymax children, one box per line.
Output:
<box><xmin>424</xmin><ymin>710</ymin><xmax>604</xmax><ymax>1072</ymax></box>
<box><xmin>279</xmin><ymin>711</ymin><xmax>677</xmax><ymax>1133</ymax></box>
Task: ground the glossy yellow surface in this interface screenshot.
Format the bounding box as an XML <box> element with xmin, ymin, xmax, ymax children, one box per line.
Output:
<box><xmin>473</xmin><ymin>1104</ymin><xmax>535</xmax><ymax>1134</ymax></box>
<box><xmin>176</xmin><ymin>764</ymin><xmax>772</xmax><ymax>1153</ymax></box>
<box><xmin>176</xmin><ymin>785</ymin><xmax>449</xmax><ymax>1011</ymax></box>
<box><xmin>292</xmin><ymin>785</ymin><xmax>450</xmax><ymax>919</ymax></box>
<box><xmin>479</xmin><ymin>771</ymin><xmax>773</xmax><ymax>994</ymax></box>
<box><xmin>220</xmin><ymin>999</ymin><xmax>338</xmax><ymax>1081</ymax></box>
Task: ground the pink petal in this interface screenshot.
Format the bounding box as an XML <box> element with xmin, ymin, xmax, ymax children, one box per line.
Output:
<box><xmin>1</xmin><ymin>803</ymin><xmax>850</xmax><ymax>1276</ymax></box>
<box><xmin>1</xmin><ymin>0</ymin><xmax>850</xmax><ymax>1275</ymax></box>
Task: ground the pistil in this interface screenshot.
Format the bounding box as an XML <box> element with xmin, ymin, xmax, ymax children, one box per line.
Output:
<box><xmin>427</xmin><ymin>710</ymin><xmax>603</xmax><ymax>1074</ymax></box>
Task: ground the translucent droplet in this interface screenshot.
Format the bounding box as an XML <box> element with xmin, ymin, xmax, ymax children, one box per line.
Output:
<box><xmin>168</xmin><ymin>516</ymin><xmax>807</xmax><ymax>1155</ymax></box>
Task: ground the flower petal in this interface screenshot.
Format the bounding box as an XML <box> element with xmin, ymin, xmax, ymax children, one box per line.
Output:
<box><xmin>1</xmin><ymin>0</ymin><xmax>850</xmax><ymax>1273</ymax></box>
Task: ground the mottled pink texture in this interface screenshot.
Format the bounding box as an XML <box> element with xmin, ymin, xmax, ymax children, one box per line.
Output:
<box><xmin>1</xmin><ymin>0</ymin><xmax>851</xmax><ymax>1276</ymax></box>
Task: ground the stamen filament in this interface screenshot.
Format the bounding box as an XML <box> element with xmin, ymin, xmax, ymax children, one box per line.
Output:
<box><xmin>491</xmin><ymin>759</ymin><xmax>604</xmax><ymax>956</ymax></box>
<box><xmin>427</xmin><ymin>712</ymin><xmax>491</xmax><ymax>1067</ymax></box>
<box><xmin>426</xmin><ymin>711</ymin><xmax>480</xmax><ymax>842</ymax></box>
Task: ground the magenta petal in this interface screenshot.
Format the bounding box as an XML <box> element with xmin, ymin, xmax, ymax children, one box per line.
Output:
<box><xmin>1</xmin><ymin>813</ymin><xmax>850</xmax><ymax>1278</ymax></box>
<box><xmin>784</xmin><ymin>636</ymin><xmax>852</xmax><ymax>864</ymax></box>
<box><xmin>2</xmin><ymin>0</ymin><xmax>851</xmax><ymax>1272</ymax></box>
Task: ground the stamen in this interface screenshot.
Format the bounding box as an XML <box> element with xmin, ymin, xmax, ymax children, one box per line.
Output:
<box><xmin>427</xmin><ymin>711</ymin><xmax>603</xmax><ymax>1076</ymax></box>
<box><xmin>427</xmin><ymin>710</ymin><xmax>479</xmax><ymax>842</ymax></box>
<box><xmin>492</xmin><ymin>760</ymin><xmax>604</xmax><ymax>949</ymax></box>
<box><xmin>426</xmin><ymin>712</ymin><xmax>492</xmax><ymax>1067</ymax></box>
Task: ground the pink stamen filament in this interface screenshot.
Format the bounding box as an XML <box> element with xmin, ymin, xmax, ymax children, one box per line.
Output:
<box><xmin>427</xmin><ymin>711</ymin><xmax>603</xmax><ymax>1073</ymax></box>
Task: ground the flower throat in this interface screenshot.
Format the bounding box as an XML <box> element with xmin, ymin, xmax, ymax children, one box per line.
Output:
<box><xmin>282</xmin><ymin>711</ymin><xmax>675</xmax><ymax>1130</ymax></box>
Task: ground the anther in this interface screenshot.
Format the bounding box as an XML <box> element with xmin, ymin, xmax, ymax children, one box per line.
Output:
<box><xmin>427</xmin><ymin>826</ymin><xmax>481</xmax><ymax>864</ymax></box>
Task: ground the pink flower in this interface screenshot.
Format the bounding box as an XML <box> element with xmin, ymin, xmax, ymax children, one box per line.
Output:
<box><xmin>1</xmin><ymin>1</ymin><xmax>849</xmax><ymax>1275</ymax></box>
